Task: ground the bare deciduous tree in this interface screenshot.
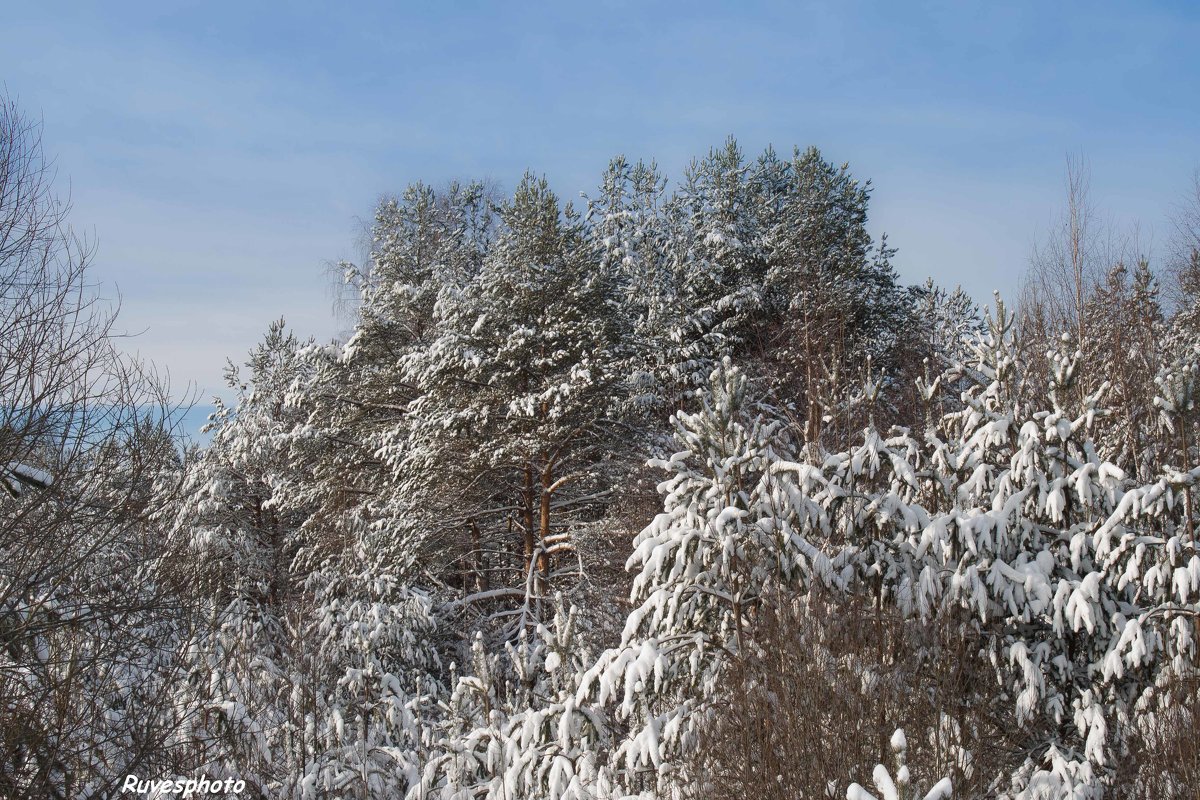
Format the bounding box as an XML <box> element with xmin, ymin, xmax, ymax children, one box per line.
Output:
<box><xmin>0</xmin><ymin>92</ymin><xmax>192</xmax><ymax>799</ymax></box>
<box><xmin>1022</xmin><ymin>155</ymin><xmax>1103</xmax><ymax>346</ymax></box>
<box><xmin>1165</xmin><ymin>168</ymin><xmax>1200</xmax><ymax>310</ymax></box>
<box><xmin>683</xmin><ymin>590</ymin><xmax>1020</xmax><ymax>799</ymax></box>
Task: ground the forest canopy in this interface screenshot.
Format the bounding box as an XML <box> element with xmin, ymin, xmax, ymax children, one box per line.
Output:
<box><xmin>5</xmin><ymin>94</ymin><xmax>1200</xmax><ymax>799</ymax></box>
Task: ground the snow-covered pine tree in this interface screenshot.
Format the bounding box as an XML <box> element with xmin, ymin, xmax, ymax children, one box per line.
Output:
<box><xmin>168</xmin><ymin>320</ymin><xmax>447</xmax><ymax>798</ymax></box>
<box><xmin>756</xmin><ymin>146</ymin><xmax>909</xmax><ymax>449</ymax></box>
<box><xmin>400</xmin><ymin>173</ymin><xmax>631</xmax><ymax>632</ymax></box>
<box><xmin>903</xmin><ymin>278</ymin><xmax>983</xmax><ymax>427</ymax></box>
<box><xmin>864</xmin><ymin>303</ymin><xmax>1122</xmax><ymax>794</ymax></box>
<box><xmin>584</xmin><ymin>156</ymin><xmax>672</xmax><ymax>419</ymax></box>
<box><xmin>172</xmin><ymin>320</ymin><xmax>317</xmax><ymax>608</ymax></box>
<box><xmin>284</xmin><ymin>568</ymin><xmax>441</xmax><ymax>798</ymax></box>
<box><xmin>659</xmin><ymin>139</ymin><xmax>766</xmax><ymax>402</ymax></box>
<box><xmin>581</xmin><ymin>298</ymin><xmax>1200</xmax><ymax>796</ymax></box>
<box><xmin>299</xmin><ymin>181</ymin><xmax>495</xmax><ymax>575</ymax></box>
<box><xmin>857</xmin><ymin>299</ymin><xmax>1200</xmax><ymax>796</ymax></box>
<box><xmin>1152</xmin><ymin>249</ymin><xmax>1200</xmax><ymax>491</ymax></box>
<box><xmin>341</xmin><ymin>180</ymin><xmax>494</xmax><ymax>370</ymax></box>
<box><xmin>575</xmin><ymin>360</ymin><xmax>847</xmax><ymax>796</ymax></box>
<box><xmin>165</xmin><ymin>320</ymin><xmax>320</xmax><ymax>790</ymax></box>
<box><xmin>414</xmin><ymin>598</ymin><xmax>619</xmax><ymax>800</ymax></box>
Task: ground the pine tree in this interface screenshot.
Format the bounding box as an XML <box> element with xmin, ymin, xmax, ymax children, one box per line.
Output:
<box><xmin>303</xmin><ymin>181</ymin><xmax>495</xmax><ymax>574</ymax></box>
<box><xmin>414</xmin><ymin>600</ymin><xmax>617</xmax><ymax>800</ymax></box>
<box><xmin>660</xmin><ymin>139</ymin><xmax>766</xmax><ymax>402</ymax></box>
<box><xmin>401</xmin><ymin>173</ymin><xmax>631</xmax><ymax>629</ymax></box>
<box><xmin>756</xmin><ymin>146</ymin><xmax>909</xmax><ymax>449</ymax></box>
<box><xmin>166</xmin><ymin>320</ymin><xmax>319</xmax><ymax>791</ymax></box>
<box><xmin>169</xmin><ymin>321</ymin><xmax>446</xmax><ymax>798</ymax></box>
<box><xmin>576</xmin><ymin>360</ymin><xmax>842</xmax><ymax>795</ymax></box>
<box><xmin>585</xmin><ymin>156</ymin><xmax>672</xmax><ymax>419</ymax></box>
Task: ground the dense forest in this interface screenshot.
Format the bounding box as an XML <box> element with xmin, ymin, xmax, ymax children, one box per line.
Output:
<box><xmin>5</xmin><ymin>93</ymin><xmax>1200</xmax><ymax>799</ymax></box>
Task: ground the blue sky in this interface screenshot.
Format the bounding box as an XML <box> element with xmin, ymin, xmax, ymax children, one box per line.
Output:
<box><xmin>4</xmin><ymin>1</ymin><xmax>1198</xmax><ymax>416</ymax></box>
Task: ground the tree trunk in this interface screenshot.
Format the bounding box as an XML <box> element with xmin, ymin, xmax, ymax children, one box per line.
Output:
<box><xmin>539</xmin><ymin>460</ymin><xmax>553</xmax><ymax>583</ymax></box>
<box><xmin>469</xmin><ymin>518</ymin><xmax>488</xmax><ymax>591</ymax></box>
<box><xmin>522</xmin><ymin>463</ymin><xmax>536</xmax><ymax>583</ymax></box>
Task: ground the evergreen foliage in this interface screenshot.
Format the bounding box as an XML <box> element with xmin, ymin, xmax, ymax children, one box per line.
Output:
<box><xmin>10</xmin><ymin>125</ymin><xmax>1200</xmax><ymax>799</ymax></box>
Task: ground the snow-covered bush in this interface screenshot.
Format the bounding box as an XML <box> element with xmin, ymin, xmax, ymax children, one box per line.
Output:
<box><xmin>846</xmin><ymin>729</ymin><xmax>952</xmax><ymax>800</ymax></box>
<box><xmin>415</xmin><ymin>601</ymin><xmax>617</xmax><ymax>800</ymax></box>
<box><xmin>587</xmin><ymin>300</ymin><xmax>1200</xmax><ymax>796</ymax></box>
